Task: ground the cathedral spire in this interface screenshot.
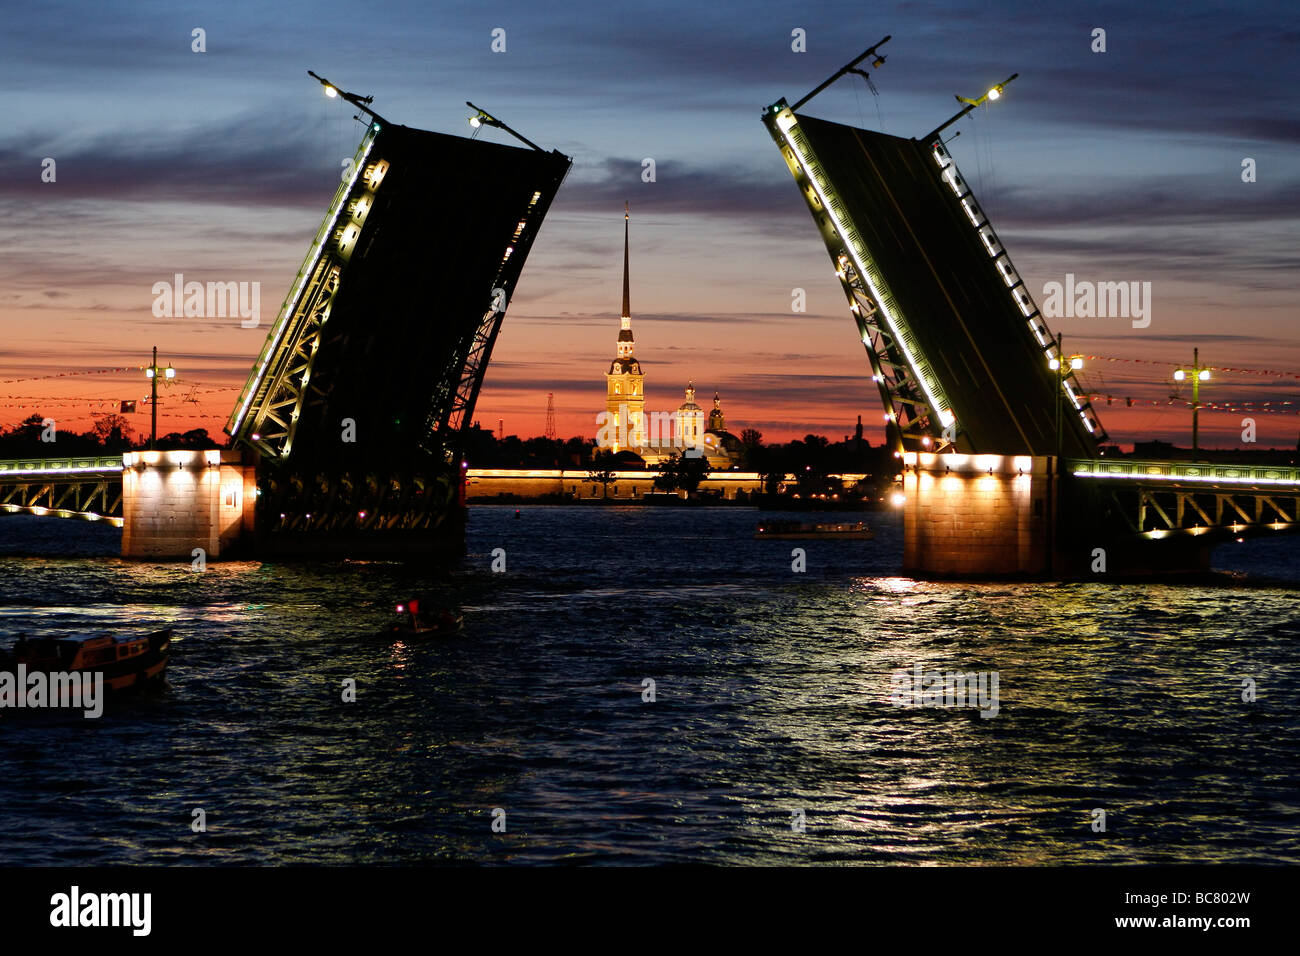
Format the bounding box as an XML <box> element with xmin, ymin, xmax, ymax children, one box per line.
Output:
<box><xmin>622</xmin><ymin>201</ymin><xmax>631</xmax><ymax>321</ymax></box>
<box><xmin>616</xmin><ymin>203</ymin><xmax>635</xmax><ymax>359</ymax></box>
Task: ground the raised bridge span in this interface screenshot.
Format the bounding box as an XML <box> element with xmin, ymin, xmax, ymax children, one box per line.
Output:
<box><xmin>3</xmin><ymin>98</ymin><xmax>571</xmax><ymax>560</ymax></box>
<box><xmin>761</xmin><ymin>43</ymin><xmax>1297</xmax><ymax>575</ymax></box>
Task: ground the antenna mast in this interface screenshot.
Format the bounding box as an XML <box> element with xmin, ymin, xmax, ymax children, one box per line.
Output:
<box><xmin>544</xmin><ymin>393</ymin><xmax>557</xmax><ymax>441</ymax></box>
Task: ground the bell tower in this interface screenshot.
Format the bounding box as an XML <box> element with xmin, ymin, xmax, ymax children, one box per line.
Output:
<box><xmin>604</xmin><ymin>203</ymin><xmax>646</xmax><ymax>453</ymax></box>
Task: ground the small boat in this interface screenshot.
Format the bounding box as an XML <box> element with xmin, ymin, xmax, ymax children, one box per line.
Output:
<box><xmin>6</xmin><ymin>629</ymin><xmax>172</xmax><ymax>693</ymax></box>
<box><xmin>384</xmin><ymin>599</ymin><xmax>464</xmax><ymax>638</ymax></box>
<box><xmin>754</xmin><ymin>520</ymin><xmax>874</xmax><ymax>540</ymax></box>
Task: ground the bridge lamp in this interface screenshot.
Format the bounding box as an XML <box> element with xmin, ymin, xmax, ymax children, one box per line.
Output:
<box><xmin>1071</xmin><ymin>357</ymin><xmax>1084</xmax><ymax>370</ymax></box>
<box><xmin>323</xmin><ymin>85</ymin><xmax>338</xmax><ymax>98</ymax></box>
<box><xmin>468</xmin><ymin>109</ymin><xmax>498</xmax><ymax>131</ymax></box>
<box><xmin>144</xmin><ymin>346</ymin><xmax>176</xmax><ymax>451</ymax></box>
<box><xmin>1174</xmin><ymin>349</ymin><xmax>1211</xmax><ymax>453</ymax></box>
<box><xmin>987</xmin><ymin>87</ymin><xmax>1001</xmax><ymax>101</ymax></box>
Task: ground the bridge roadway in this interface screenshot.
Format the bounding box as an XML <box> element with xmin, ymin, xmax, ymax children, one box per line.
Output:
<box><xmin>1066</xmin><ymin>457</ymin><xmax>1300</xmax><ymax>542</ymax></box>
<box><xmin>0</xmin><ymin>455</ymin><xmax>125</xmax><ymax>526</ymax></box>
<box><xmin>0</xmin><ymin>454</ymin><xmax>1296</xmax><ymax>545</ymax></box>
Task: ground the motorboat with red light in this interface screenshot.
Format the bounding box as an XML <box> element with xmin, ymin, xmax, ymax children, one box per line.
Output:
<box><xmin>386</xmin><ymin>599</ymin><xmax>464</xmax><ymax>638</ymax></box>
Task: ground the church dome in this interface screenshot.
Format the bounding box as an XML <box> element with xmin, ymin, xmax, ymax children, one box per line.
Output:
<box><xmin>609</xmin><ymin>357</ymin><xmax>642</xmax><ymax>374</ymax></box>
<box><xmin>707</xmin><ymin>430</ymin><xmax>743</xmax><ymax>454</ymax></box>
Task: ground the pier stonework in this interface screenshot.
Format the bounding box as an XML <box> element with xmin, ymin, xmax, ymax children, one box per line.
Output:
<box><xmin>120</xmin><ymin>450</ymin><xmax>256</xmax><ymax>559</ymax></box>
<box><xmin>902</xmin><ymin>452</ymin><xmax>1053</xmax><ymax>577</ymax></box>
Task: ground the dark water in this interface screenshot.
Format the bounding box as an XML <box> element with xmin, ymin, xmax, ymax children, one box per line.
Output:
<box><xmin>0</xmin><ymin>506</ymin><xmax>1297</xmax><ymax>865</ymax></box>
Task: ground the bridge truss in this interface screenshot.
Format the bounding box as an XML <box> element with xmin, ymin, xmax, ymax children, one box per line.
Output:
<box><xmin>0</xmin><ymin>457</ymin><xmax>124</xmax><ymax>525</ymax></box>
<box><xmin>762</xmin><ymin>98</ymin><xmax>1105</xmax><ymax>458</ymax></box>
<box><xmin>218</xmin><ymin>115</ymin><xmax>570</xmax><ymax>548</ymax></box>
<box><xmin>1070</xmin><ymin>458</ymin><xmax>1300</xmax><ymax>542</ymax></box>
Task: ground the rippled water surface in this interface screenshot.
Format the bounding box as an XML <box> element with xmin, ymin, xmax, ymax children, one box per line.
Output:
<box><xmin>0</xmin><ymin>506</ymin><xmax>1297</xmax><ymax>865</ymax></box>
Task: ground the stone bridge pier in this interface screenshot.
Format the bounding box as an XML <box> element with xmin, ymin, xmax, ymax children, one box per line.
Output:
<box><xmin>120</xmin><ymin>450</ymin><xmax>256</xmax><ymax>559</ymax></box>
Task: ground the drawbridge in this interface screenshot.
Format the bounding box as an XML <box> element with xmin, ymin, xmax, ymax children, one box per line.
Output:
<box><xmin>0</xmin><ymin>79</ymin><xmax>570</xmax><ymax>557</ymax></box>
<box><xmin>222</xmin><ymin>89</ymin><xmax>569</xmax><ymax>553</ymax></box>
<box><xmin>762</xmin><ymin>38</ymin><xmax>1298</xmax><ymax>571</ymax></box>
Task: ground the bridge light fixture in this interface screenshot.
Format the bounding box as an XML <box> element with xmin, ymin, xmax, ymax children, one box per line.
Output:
<box><xmin>1071</xmin><ymin>357</ymin><xmax>1084</xmax><ymax>370</ymax></box>
<box><xmin>144</xmin><ymin>347</ymin><xmax>175</xmax><ymax>450</ymax></box>
<box><xmin>1048</xmin><ymin>357</ymin><xmax>1060</xmax><ymax>370</ymax></box>
<box><xmin>1174</xmin><ymin>349</ymin><xmax>1211</xmax><ymax>451</ymax></box>
<box><xmin>323</xmin><ymin>85</ymin><xmax>338</xmax><ymax>98</ymax></box>
<box><xmin>987</xmin><ymin>87</ymin><xmax>1001</xmax><ymax>101</ymax></box>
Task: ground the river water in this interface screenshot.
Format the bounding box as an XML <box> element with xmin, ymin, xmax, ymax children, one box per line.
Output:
<box><xmin>0</xmin><ymin>506</ymin><xmax>1297</xmax><ymax>864</ymax></box>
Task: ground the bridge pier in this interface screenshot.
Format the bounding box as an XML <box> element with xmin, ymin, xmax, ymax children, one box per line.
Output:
<box><xmin>901</xmin><ymin>452</ymin><xmax>1215</xmax><ymax>579</ymax></box>
<box><xmin>902</xmin><ymin>452</ymin><xmax>1051</xmax><ymax>577</ymax></box>
<box><xmin>120</xmin><ymin>450</ymin><xmax>256</xmax><ymax>560</ymax></box>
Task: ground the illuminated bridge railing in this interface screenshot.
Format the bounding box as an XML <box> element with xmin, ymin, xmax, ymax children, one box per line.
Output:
<box><xmin>0</xmin><ymin>456</ymin><xmax>125</xmax><ymax>477</ymax></box>
<box><xmin>0</xmin><ymin>456</ymin><xmax>125</xmax><ymax>525</ymax></box>
<box><xmin>225</xmin><ymin>125</ymin><xmax>379</xmax><ymax>446</ymax></box>
<box><xmin>1069</xmin><ymin>459</ymin><xmax>1300</xmax><ymax>487</ymax></box>
<box><xmin>1068</xmin><ymin>458</ymin><xmax>1300</xmax><ymax>539</ymax></box>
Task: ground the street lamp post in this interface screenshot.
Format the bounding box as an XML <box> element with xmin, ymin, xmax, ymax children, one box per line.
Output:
<box><xmin>144</xmin><ymin>345</ymin><xmax>176</xmax><ymax>450</ymax></box>
<box><xmin>1048</xmin><ymin>334</ymin><xmax>1085</xmax><ymax>463</ymax></box>
<box><xmin>1047</xmin><ymin>336</ymin><xmax>1083</xmax><ymax>576</ymax></box>
<box><xmin>1173</xmin><ymin>348</ymin><xmax>1210</xmax><ymax>455</ymax></box>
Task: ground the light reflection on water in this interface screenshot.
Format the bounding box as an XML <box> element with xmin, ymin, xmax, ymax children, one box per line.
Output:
<box><xmin>0</xmin><ymin>507</ymin><xmax>1297</xmax><ymax>865</ymax></box>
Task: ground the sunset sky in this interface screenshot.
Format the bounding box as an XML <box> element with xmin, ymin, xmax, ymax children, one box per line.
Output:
<box><xmin>1</xmin><ymin>0</ymin><xmax>1297</xmax><ymax>449</ymax></box>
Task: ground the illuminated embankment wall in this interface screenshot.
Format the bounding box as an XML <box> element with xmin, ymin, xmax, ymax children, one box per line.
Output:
<box><xmin>902</xmin><ymin>453</ymin><xmax>1051</xmax><ymax>577</ymax></box>
<box><xmin>465</xmin><ymin>469</ymin><xmax>870</xmax><ymax>500</ymax></box>
<box><xmin>121</xmin><ymin>450</ymin><xmax>256</xmax><ymax>559</ymax></box>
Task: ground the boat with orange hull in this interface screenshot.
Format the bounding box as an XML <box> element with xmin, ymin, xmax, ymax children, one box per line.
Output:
<box><xmin>6</xmin><ymin>629</ymin><xmax>172</xmax><ymax>693</ymax></box>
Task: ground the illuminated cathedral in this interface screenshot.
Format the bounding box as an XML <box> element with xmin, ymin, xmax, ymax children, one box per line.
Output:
<box><xmin>601</xmin><ymin>205</ymin><xmax>740</xmax><ymax>469</ymax></box>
